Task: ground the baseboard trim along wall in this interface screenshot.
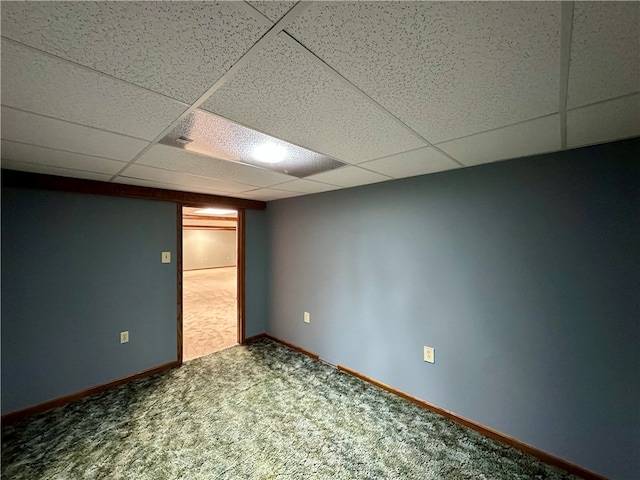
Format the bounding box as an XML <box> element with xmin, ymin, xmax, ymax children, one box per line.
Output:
<box><xmin>242</xmin><ymin>333</ymin><xmax>268</xmax><ymax>344</ymax></box>
<box><xmin>254</xmin><ymin>335</ymin><xmax>609</xmax><ymax>480</ymax></box>
<box><xmin>1</xmin><ymin>360</ymin><xmax>180</xmax><ymax>425</ymax></box>
<box><xmin>1</xmin><ymin>333</ymin><xmax>611</xmax><ymax>480</ymax></box>
<box><xmin>263</xmin><ymin>334</ymin><xmax>320</xmax><ymax>360</ymax></box>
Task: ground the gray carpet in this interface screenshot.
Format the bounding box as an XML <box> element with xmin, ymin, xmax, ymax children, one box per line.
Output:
<box><xmin>2</xmin><ymin>339</ymin><xmax>581</xmax><ymax>479</ymax></box>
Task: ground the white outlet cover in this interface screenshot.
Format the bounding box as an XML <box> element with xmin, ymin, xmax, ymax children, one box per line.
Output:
<box><xmin>162</xmin><ymin>251</ymin><xmax>171</xmax><ymax>263</ymax></box>
<box><xmin>304</xmin><ymin>312</ymin><xmax>310</xmax><ymax>323</ymax></box>
<box><xmin>120</xmin><ymin>331</ymin><xmax>129</xmax><ymax>344</ymax></box>
<box><xmin>424</xmin><ymin>346</ymin><xmax>435</xmax><ymax>363</ymax></box>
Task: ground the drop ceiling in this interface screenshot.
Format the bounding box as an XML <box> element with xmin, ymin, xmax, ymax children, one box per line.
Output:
<box><xmin>1</xmin><ymin>1</ymin><xmax>638</xmax><ymax>202</ymax></box>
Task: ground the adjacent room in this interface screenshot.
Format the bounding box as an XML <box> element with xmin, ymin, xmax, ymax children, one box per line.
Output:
<box><xmin>182</xmin><ymin>206</ymin><xmax>238</xmax><ymax>361</ymax></box>
<box><xmin>1</xmin><ymin>2</ymin><xmax>638</xmax><ymax>480</ymax></box>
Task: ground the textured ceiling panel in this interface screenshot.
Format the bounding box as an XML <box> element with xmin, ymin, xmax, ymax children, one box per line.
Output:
<box><xmin>1</xmin><ymin>107</ymin><xmax>149</xmax><ymax>162</ymax></box>
<box><xmin>567</xmin><ymin>95</ymin><xmax>640</xmax><ymax>149</ymax></box>
<box><xmin>1</xmin><ymin>40</ymin><xmax>188</xmax><ymax>141</ymax></box>
<box><xmin>0</xmin><ymin>1</ymin><xmax>270</xmax><ymax>103</ymax></box>
<box><xmin>113</xmin><ymin>176</ymin><xmax>231</xmax><ymax>197</ymax></box>
<box><xmin>0</xmin><ymin>2</ymin><xmax>634</xmax><ymax>200</ymax></box>
<box><xmin>359</xmin><ymin>147</ymin><xmax>460</xmax><ymax>179</ymax></box>
<box><xmin>305</xmin><ymin>166</ymin><xmax>391</xmax><ymax>188</ymax></box>
<box><xmin>437</xmin><ymin>115</ymin><xmax>561</xmax><ymax>167</ymax></box>
<box><xmin>0</xmin><ymin>158</ymin><xmax>114</xmax><ymax>182</ymax></box>
<box><xmin>288</xmin><ymin>2</ymin><xmax>560</xmax><ymax>143</ymax></box>
<box><xmin>201</xmin><ymin>34</ymin><xmax>425</xmax><ymax>164</ymax></box>
<box><xmin>247</xmin><ymin>1</ymin><xmax>297</xmax><ymax>22</ymax></box>
<box><xmin>269</xmin><ymin>179</ymin><xmax>340</xmax><ymax>194</ymax></box>
<box><xmin>567</xmin><ymin>2</ymin><xmax>640</xmax><ymax>109</ymax></box>
<box><xmin>136</xmin><ymin>144</ymin><xmax>296</xmax><ymax>188</ymax></box>
<box><xmin>120</xmin><ymin>164</ymin><xmax>253</xmax><ymax>194</ymax></box>
<box><xmin>1</xmin><ymin>140</ymin><xmax>127</xmax><ymax>175</ymax></box>
<box><xmin>234</xmin><ymin>188</ymin><xmax>303</xmax><ymax>201</ymax></box>
<box><xmin>160</xmin><ymin>109</ymin><xmax>346</xmax><ymax>177</ymax></box>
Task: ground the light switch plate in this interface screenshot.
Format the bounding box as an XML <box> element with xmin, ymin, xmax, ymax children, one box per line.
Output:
<box><xmin>162</xmin><ymin>251</ymin><xmax>171</xmax><ymax>263</ymax></box>
<box><xmin>120</xmin><ymin>331</ymin><xmax>129</xmax><ymax>344</ymax></box>
<box><xmin>304</xmin><ymin>312</ymin><xmax>310</xmax><ymax>323</ymax></box>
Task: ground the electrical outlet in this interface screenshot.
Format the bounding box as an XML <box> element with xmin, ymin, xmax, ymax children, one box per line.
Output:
<box><xmin>304</xmin><ymin>312</ymin><xmax>310</xmax><ymax>324</ymax></box>
<box><xmin>423</xmin><ymin>346</ymin><xmax>435</xmax><ymax>363</ymax></box>
<box><xmin>120</xmin><ymin>331</ymin><xmax>129</xmax><ymax>344</ymax></box>
<box><xmin>161</xmin><ymin>251</ymin><xmax>171</xmax><ymax>263</ymax></box>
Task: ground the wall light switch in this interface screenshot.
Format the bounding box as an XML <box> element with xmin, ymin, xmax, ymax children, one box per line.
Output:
<box><xmin>424</xmin><ymin>346</ymin><xmax>435</xmax><ymax>363</ymax></box>
<box><xmin>162</xmin><ymin>251</ymin><xmax>171</xmax><ymax>263</ymax></box>
<box><xmin>120</xmin><ymin>331</ymin><xmax>129</xmax><ymax>344</ymax></box>
<box><xmin>304</xmin><ymin>312</ymin><xmax>310</xmax><ymax>324</ymax></box>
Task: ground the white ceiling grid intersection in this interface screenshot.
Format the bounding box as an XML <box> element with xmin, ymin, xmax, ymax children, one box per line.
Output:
<box><xmin>1</xmin><ymin>141</ymin><xmax>128</xmax><ymax>176</ymax></box>
<box><xmin>201</xmin><ymin>33</ymin><xmax>426</xmax><ymax>164</ymax></box>
<box><xmin>1</xmin><ymin>38</ymin><xmax>190</xmax><ymax>141</ymax></box>
<box><xmin>359</xmin><ymin>147</ymin><xmax>461</xmax><ymax>179</ymax></box>
<box><xmin>286</xmin><ymin>2</ymin><xmax>563</xmax><ymax>143</ymax></box>
<box><xmin>1</xmin><ymin>107</ymin><xmax>149</xmax><ymax>163</ymax></box>
<box><xmin>0</xmin><ymin>1</ymin><xmax>272</xmax><ymax>104</ymax></box>
<box><xmin>0</xmin><ymin>1</ymin><xmax>638</xmax><ymax>201</ymax></box>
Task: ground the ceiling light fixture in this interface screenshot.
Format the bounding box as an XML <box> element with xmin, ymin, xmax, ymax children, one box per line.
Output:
<box><xmin>252</xmin><ymin>143</ymin><xmax>286</xmax><ymax>164</ymax></box>
<box><xmin>159</xmin><ymin>109</ymin><xmax>346</xmax><ymax>178</ymax></box>
<box><xmin>194</xmin><ymin>208</ymin><xmax>237</xmax><ymax>215</ymax></box>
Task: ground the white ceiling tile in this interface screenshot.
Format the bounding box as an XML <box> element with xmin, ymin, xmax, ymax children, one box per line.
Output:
<box><xmin>1</xmin><ymin>107</ymin><xmax>149</xmax><ymax>162</ymax></box>
<box><xmin>247</xmin><ymin>1</ymin><xmax>297</xmax><ymax>23</ymax></box>
<box><xmin>0</xmin><ymin>159</ymin><xmax>114</xmax><ymax>182</ymax></box>
<box><xmin>120</xmin><ymin>164</ymin><xmax>254</xmax><ymax>194</ymax></box>
<box><xmin>136</xmin><ymin>144</ymin><xmax>296</xmax><ymax>188</ymax></box>
<box><xmin>305</xmin><ymin>166</ymin><xmax>391</xmax><ymax>188</ymax></box>
<box><xmin>359</xmin><ymin>147</ymin><xmax>460</xmax><ymax>179</ymax></box>
<box><xmin>437</xmin><ymin>115</ymin><xmax>561</xmax><ymax>167</ymax></box>
<box><xmin>1</xmin><ymin>2</ymin><xmax>270</xmax><ymax>103</ymax></box>
<box><xmin>288</xmin><ymin>2</ymin><xmax>560</xmax><ymax>143</ymax></box>
<box><xmin>269</xmin><ymin>179</ymin><xmax>341</xmax><ymax>194</ymax></box>
<box><xmin>1</xmin><ymin>40</ymin><xmax>188</xmax><ymax>141</ymax></box>
<box><xmin>1</xmin><ymin>140</ymin><xmax>127</xmax><ymax>175</ymax></box>
<box><xmin>113</xmin><ymin>176</ymin><xmax>237</xmax><ymax>197</ymax></box>
<box><xmin>201</xmin><ymin>34</ymin><xmax>425</xmax><ymax>164</ymax></box>
<box><xmin>567</xmin><ymin>95</ymin><xmax>640</xmax><ymax>149</ymax></box>
<box><xmin>234</xmin><ymin>188</ymin><xmax>304</xmax><ymax>201</ymax></box>
<box><xmin>567</xmin><ymin>2</ymin><xmax>640</xmax><ymax>109</ymax></box>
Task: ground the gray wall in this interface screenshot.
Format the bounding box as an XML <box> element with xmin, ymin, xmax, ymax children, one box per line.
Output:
<box><xmin>267</xmin><ymin>138</ymin><xmax>640</xmax><ymax>480</ymax></box>
<box><xmin>245</xmin><ymin>209</ymin><xmax>269</xmax><ymax>337</ymax></box>
<box><xmin>1</xmin><ymin>188</ymin><xmax>178</xmax><ymax>414</ymax></box>
<box><xmin>182</xmin><ymin>229</ymin><xmax>236</xmax><ymax>270</ymax></box>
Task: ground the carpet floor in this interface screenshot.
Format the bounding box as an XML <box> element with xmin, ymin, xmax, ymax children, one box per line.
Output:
<box><xmin>183</xmin><ymin>267</ymin><xmax>237</xmax><ymax>362</ymax></box>
<box><xmin>2</xmin><ymin>339</ymin><xmax>582</xmax><ymax>479</ymax></box>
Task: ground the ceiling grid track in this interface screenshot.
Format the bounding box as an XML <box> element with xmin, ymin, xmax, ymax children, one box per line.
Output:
<box><xmin>280</xmin><ymin>32</ymin><xmax>467</xmax><ymax>168</ymax></box>
<box><xmin>2</xmin><ymin>1</ymin><xmax>637</xmax><ymax>199</ymax></box>
<box><xmin>0</xmin><ymin>36</ymin><xmax>193</xmax><ymax>109</ymax></box>
<box><xmin>109</xmin><ymin>1</ymin><xmax>312</xmax><ymax>182</ymax></box>
<box><xmin>559</xmin><ymin>1</ymin><xmax>575</xmax><ymax>150</ymax></box>
<box><xmin>1</xmin><ymin>104</ymin><xmax>153</xmax><ymax>144</ymax></box>
<box><xmin>570</xmin><ymin>91</ymin><xmax>640</xmax><ymax>113</ymax></box>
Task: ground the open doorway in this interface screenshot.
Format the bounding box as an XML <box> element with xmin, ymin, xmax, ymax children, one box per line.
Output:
<box><xmin>181</xmin><ymin>206</ymin><xmax>238</xmax><ymax>362</ymax></box>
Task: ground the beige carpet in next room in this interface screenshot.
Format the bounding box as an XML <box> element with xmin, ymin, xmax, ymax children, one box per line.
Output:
<box><xmin>183</xmin><ymin>267</ymin><xmax>237</xmax><ymax>362</ymax></box>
